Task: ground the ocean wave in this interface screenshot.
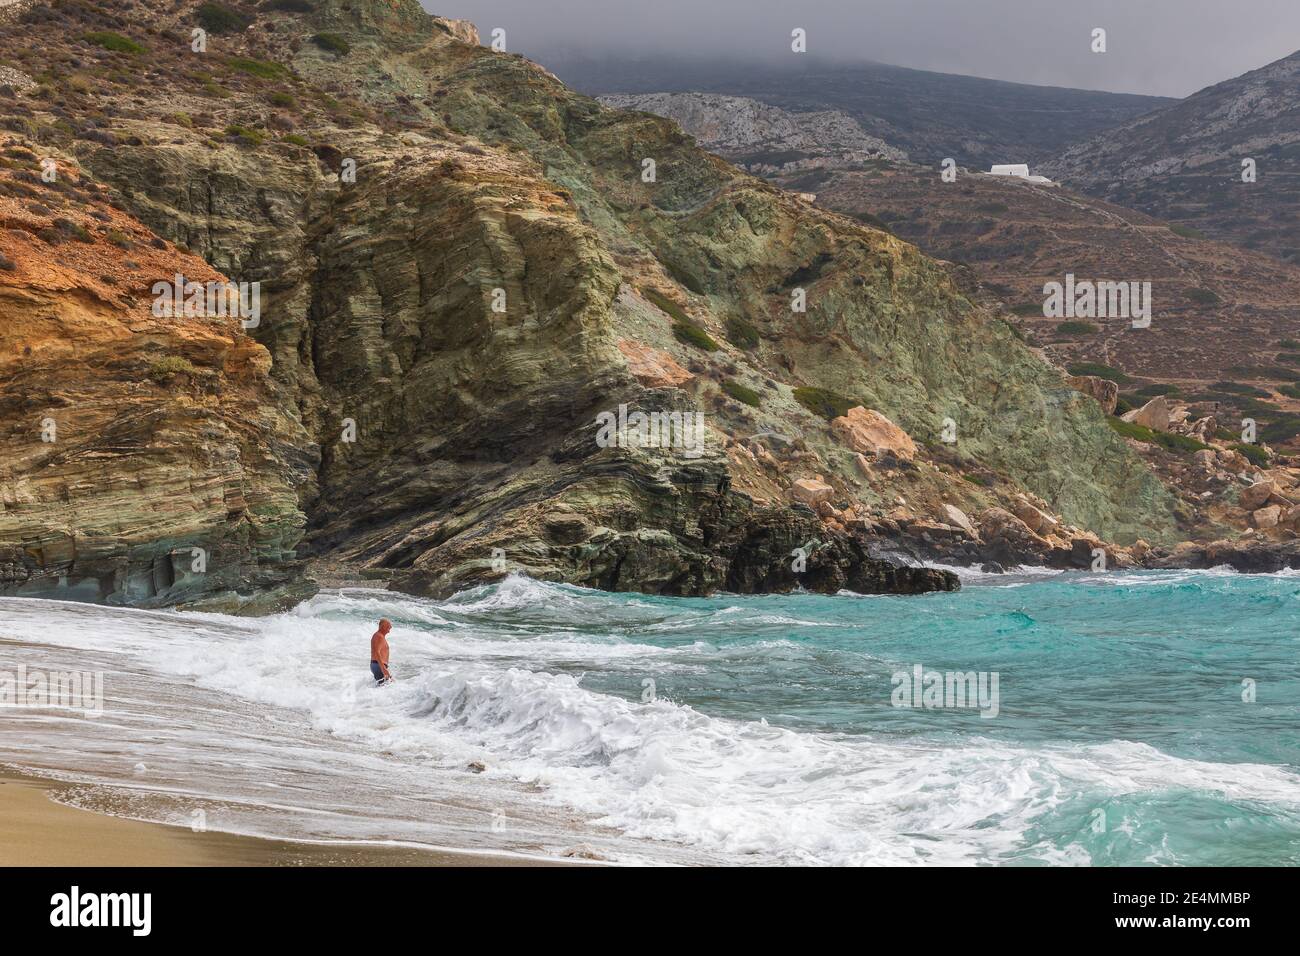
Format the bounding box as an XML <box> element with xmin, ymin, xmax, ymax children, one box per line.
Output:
<box><xmin>156</xmin><ymin>607</ymin><xmax>1300</xmax><ymax>864</ymax></box>
<box><xmin>397</xmin><ymin>665</ymin><xmax>1300</xmax><ymax>864</ymax></box>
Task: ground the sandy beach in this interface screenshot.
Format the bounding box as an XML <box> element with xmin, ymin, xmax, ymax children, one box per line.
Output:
<box><xmin>0</xmin><ymin>772</ymin><xmax>550</xmax><ymax>867</ymax></box>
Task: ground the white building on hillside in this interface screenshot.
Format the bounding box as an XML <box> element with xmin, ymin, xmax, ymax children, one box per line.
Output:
<box><xmin>988</xmin><ymin>163</ymin><xmax>1055</xmax><ymax>185</ymax></box>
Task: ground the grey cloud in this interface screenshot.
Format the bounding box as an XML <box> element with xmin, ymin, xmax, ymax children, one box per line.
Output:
<box><xmin>424</xmin><ymin>0</ymin><xmax>1300</xmax><ymax>97</ymax></box>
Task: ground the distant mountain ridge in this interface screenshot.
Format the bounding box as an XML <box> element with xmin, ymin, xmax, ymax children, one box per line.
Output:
<box><xmin>548</xmin><ymin>55</ymin><xmax>1174</xmax><ymax>167</ymax></box>
<box><xmin>1043</xmin><ymin>48</ymin><xmax>1300</xmax><ymax>264</ymax></box>
<box><xmin>597</xmin><ymin>92</ymin><xmax>908</xmax><ymax>172</ymax></box>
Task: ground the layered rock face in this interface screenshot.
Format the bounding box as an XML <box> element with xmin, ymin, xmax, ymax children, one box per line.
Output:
<box><xmin>0</xmin><ymin>0</ymin><xmax>1189</xmax><ymax>605</ymax></box>
<box><xmin>0</xmin><ymin>144</ymin><xmax>316</xmax><ymax>610</ymax></box>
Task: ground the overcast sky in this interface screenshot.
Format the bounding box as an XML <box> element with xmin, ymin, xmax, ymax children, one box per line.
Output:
<box><xmin>423</xmin><ymin>0</ymin><xmax>1300</xmax><ymax>98</ymax></box>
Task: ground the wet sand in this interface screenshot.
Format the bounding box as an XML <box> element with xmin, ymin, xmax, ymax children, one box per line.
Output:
<box><xmin>0</xmin><ymin>772</ymin><xmax>555</xmax><ymax>866</ymax></box>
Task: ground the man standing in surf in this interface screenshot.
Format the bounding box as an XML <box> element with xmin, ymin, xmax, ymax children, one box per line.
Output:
<box><xmin>370</xmin><ymin>619</ymin><xmax>393</xmax><ymax>684</ymax></box>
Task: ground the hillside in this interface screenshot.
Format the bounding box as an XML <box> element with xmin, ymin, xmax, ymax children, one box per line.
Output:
<box><xmin>804</xmin><ymin>164</ymin><xmax>1300</xmax><ymax>438</ymax></box>
<box><xmin>600</xmin><ymin>90</ymin><xmax>1300</xmax><ymax>442</ymax></box>
<box><xmin>1043</xmin><ymin>49</ymin><xmax>1300</xmax><ymax>265</ymax></box>
<box><xmin>595</xmin><ymin>90</ymin><xmax>1300</xmax><ymax>550</ymax></box>
<box><xmin>0</xmin><ymin>0</ymin><xmax>1212</xmax><ymax>608</ymax></box>
<box><xmin>797</xmin><ymin>163</ymin><xmax>1300</xmax><ymax>536</ymax></box>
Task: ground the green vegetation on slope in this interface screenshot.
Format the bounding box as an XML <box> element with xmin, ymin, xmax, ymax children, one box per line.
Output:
<box><xmin>1108</xmin><ymin>418</ymin><xmax>1210</xmax><ymax>453</ymax></box>
<box><xmin>672</xmin><ymin>321</ymin><xmax>719</xmax><ymax>351</ymax></box>
<box><xmin>721</xmin><ymin>379</ymin><xmax>762</xmax><ymax>407</ymax></box>
<box><xmin>197</xmin><ymin>3</ymin><xmax>251</xmax><ymax>34</ymax></box>
<box><xmin>793</xmin><ymin>387</ymin><xmax>860</xmax><ymax>421</ymax></box>
<box><xmin>1056</xmin><ymin>321</ymin><xmax>1097</xmax><ymax>335</ymax></box>
<box><xmin>311</xmin><ymin>33</ymin><xmax>352</xmax><ymax>56</ymax></box>
<box><xmin>1068</xmin><ymin>362</ymin><xmax>1131</xmax><ymax>384</ymax></box>
<box><xmin>83</xmin><ymin>32</ymin><xmax>146</xmax><ymax>55</ymax></box>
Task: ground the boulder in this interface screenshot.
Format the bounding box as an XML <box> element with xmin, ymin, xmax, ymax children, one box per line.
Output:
<box><xmin>1066</xmin><ymin>375</ymin><xmax>1119</xmax><ymax>415</ymax></box>
<box><xmin>432</xmin><ymin>16</ymin><xmax>482</xmax><ymax>45</ymax></box>
<box><xmin>980</xmin><ymin>508</ymin><xmax>1036</xmax><ymax>540</ymax></box>
<box><xmin>1189</xmin><ymin>416</ymin><xmax>1217</xmax><ymax>442</ymax></box>
<box><xmin>1146</xmin><ymin>538</ymin><xmax>1300</xmax><ymax>574</ymax></box>
<box><xmin>1070</xmin><ymin>537</ymin><xmax>1110</xmax><ymax>569</ymax></box>
<box><xmin>1219</xmin><ymin>449</ymin><xmax>1251</xmax><ymax>472</ymax></box>
<box><xmin>831</xmin><ymin>406</ymin><xmax>917</xmax><ymax>460</ymax></box>
<box><xmin>1192</xmin><ymin>448</ymin><xmax>1217</xmax><ymax>472</ymax></box>
<box><xmin>1252</xmin><ymin>505</ymin><xmax>1282</xmax><ymax>530</ymax></box>
<box><xmin>791</xmin><ymin>478</ymin><xmax>835</xmax><ymax>507</ymax></box>
<box><xmin>544</xmin><ymin>512</ymin><xmax>591</xmax><ymax>544</ymax></box>
<box><xmin>1240</xmin><ymin>480</ymin><xmax>1276</xmax><ymax>511</ymax></box>
<box><xmin>1120</xmin><ymin>396</ymin><xmax>1171</xmax><ymax>431</ymax></box>
<box><xmin>1011</xmin><ymin>496</ymin><xmax>1057</xmax><ymax>536</ymax></box>
<box><xmin>977</xmin><ymin>507</ymin><xmax>1051</xmax><ymax>566</ymax></box>
<box><xmin>940</xmin><ymin>504</ymin><xmax>976</xmax><ymax>538</ymax></box>
<box><xmin>908</xmin><ymin>519</ymin><xmax>962</xmax><ymax>540</ymax></box>
<box><xmin>748</xmin><ymin>442</ymin><xmax>780</xmax><ymax>470</ymax></box>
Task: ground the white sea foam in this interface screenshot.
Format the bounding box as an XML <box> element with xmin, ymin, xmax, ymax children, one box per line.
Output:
<box><xmin>926</xmin><ymin>562</ymin><xmax>1067</xmax><ymax>585</ymax></box>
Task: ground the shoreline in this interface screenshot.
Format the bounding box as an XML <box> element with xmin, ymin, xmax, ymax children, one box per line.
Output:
<box><xmin>0</xmin><ymin>771</ymin><xmax>560</xmax><ymax>867</ymax></box>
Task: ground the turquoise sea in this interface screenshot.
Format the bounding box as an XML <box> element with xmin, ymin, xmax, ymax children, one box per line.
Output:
<box><xmin>1</xmin><ymin>567</ymin><xmax>1297</xmax><ymax>865</ymax></box>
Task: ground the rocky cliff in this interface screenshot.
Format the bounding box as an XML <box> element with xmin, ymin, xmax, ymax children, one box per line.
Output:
<box><xmin>0</xmin><ymin>139</ymin><xmax>315</xmax><ymax>610</ymax></box>
<box><xmin>0</xmin><ymin>0</ymin><xmax>1189</xmax><ymax>606</ymax></box>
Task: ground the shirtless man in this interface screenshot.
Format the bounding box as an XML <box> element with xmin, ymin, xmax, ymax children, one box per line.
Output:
<box><xmin>370</xmin><ymin>619</ymin><xmax>393</xmax><ymax>684</ymax></box>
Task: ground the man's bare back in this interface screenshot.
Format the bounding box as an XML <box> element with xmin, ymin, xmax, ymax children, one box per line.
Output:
<box><xmin>369</xmin><ymin>619</ymin><xmax>392</xmax><ymax>683</ymax></box>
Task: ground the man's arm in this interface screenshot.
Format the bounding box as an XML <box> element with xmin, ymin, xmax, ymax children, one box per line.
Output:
<box><xmin>379</xmin><ymin>638</ymin><xmax>392</xmax><ymax>679</ymax></box>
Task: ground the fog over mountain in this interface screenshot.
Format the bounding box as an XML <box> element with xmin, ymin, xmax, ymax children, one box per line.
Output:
<box><xmin>424</xmin><ymin>0</ymin><xmax>1300</xmax><ymax>97</ymax></box>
